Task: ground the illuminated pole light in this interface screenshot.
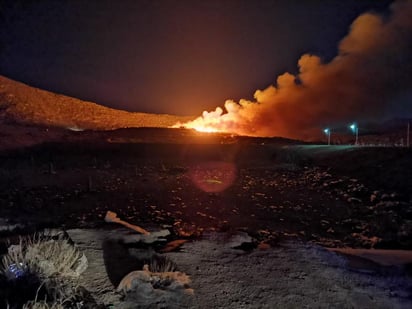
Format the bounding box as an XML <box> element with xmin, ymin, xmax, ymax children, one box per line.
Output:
<box><xmin>349</xmin><ymin>123</ymin><xmax>358</xmax><ymax>145</ymax></box>
<box><xmin>323</xmin><ymin>128</ymin><xmax>331</xmax><ymax>146</ymax></box>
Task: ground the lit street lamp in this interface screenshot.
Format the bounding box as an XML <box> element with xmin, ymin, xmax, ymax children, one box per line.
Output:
<box><xmin>323</xmin><ymin>128</ymin><xmax>331</xmax><ymax>145</ymax></box>
<box><xmin>349</xmin><ymin>123</ymin><xmax>358</xmax><ymax>145</ymax></box>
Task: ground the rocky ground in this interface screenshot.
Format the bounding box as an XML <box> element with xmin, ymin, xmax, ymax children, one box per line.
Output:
<box><xmin>0</xmin><ymin>141</ymin><xmax>411</xmax><ymax>250</ymax></box>
<box><xmin>0</xmin><ymin>135</ymin><xmax>412</xmax><ymax>307</ymax></box>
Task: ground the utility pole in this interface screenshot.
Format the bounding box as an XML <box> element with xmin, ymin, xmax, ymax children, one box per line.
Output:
<box><xmin>355</xmin><ymin>127</ymin><xmax>359</xmax><ymax>146</ymax></box>
<box><xmin>328</xmin><ymin>131</ymin><xmax>331</xmax><ymax>146</ymax></box>
<box><xmin>350</xmin><ymin>123</ymin><xmax>358</xmax><ymax>146</ymax></box>
<box><xmin>407</xmin><ymin>122</ymin><xmax>410</xmax><ymax>148</ymax></box>
<box><xmin>324</xmin><ymin>128</ymin><xmax>331</xmax><ymax>146</ymax></box>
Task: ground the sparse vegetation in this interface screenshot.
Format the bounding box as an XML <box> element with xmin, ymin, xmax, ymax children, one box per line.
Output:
<box><xmin>148</xmin><ymin>255</ymin><xmax>177</xmax><ymax>273</ymax></box>
<box><xmin>0</xmin><ymin>234</ymin><xmax>88</xmax><ymax>308</ymax></box>
<box><xmin>22</xmin><ymin>301</ymin><xmax>64</xmax><ymax>309</ymax></box>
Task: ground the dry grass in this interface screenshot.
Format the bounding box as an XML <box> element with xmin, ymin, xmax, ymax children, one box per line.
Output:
<box><xmin>22</xmin><ymin>302</ymin><xmax>64</xmax><ymax>309</ymax></box>
<box><xmin>2</xmin><ymin>235</ymin><xmax>86</xmax><ymax>280</ymax></box>
<box><xmin>148</xmin><ymin>255</ymin><xmax>177</xmax><ymax>273</ymax></box>
<box><xmin>1</xmin><ymin>234</ymin><xmax>88</xmax><ymax>308</ymax></box>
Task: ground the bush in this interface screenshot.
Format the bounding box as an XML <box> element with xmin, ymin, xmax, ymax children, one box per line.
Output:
<box><xmin>0</xmin><ymin>233</ymin><xmax>88</xmax><ymax>309</ymax></box>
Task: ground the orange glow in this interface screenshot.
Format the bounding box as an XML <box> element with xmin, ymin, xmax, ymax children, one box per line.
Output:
<box><xmin>194</xmin><ymin>127</ymin><xmax>219</xmax><ymax>133</ymax></box>
<box><xmin>173</xmin><ymin>104</ymin><xmax>242</xmax><ymax>135</ymax></box>
<box><xmin>172</xmin><ymin>107</ymin><xmax>227</xmax><ymax>133</ymax></box>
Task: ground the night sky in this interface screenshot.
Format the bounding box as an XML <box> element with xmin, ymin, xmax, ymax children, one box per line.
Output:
<box><xmin>0</xmin><ymin>0</ymin><xmax>396</xmax><ymax>117</ymax></box>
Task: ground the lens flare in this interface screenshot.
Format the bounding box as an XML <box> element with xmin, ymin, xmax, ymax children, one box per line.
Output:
<box><xmin>188</xmin><ymin>161</ymin><xmax>236</xmax><ymax>193</ymax></box>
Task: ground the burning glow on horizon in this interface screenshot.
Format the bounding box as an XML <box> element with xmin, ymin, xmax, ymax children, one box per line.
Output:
<box><xmin>193</xmin><ymin>126</ymin><xmax>220</xmax><ymax>133</ymax></box>
<box><xmin>173</xmin><ymin>107</ymin><xmax>232</xmax><ymax>133</ymax></box>
<box><xmin>173</xmin><ymin>1</ymin><xmax>412</xmax><ymax>140</ymax></box>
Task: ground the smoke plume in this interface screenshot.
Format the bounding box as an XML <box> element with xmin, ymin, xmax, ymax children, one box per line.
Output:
<box><xmin>176</xmin><ymin>1</ymin><xmax>412</xmax><ymax>140</ymax></box>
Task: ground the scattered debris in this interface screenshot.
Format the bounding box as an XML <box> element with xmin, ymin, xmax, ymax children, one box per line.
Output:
<box><xmin>161</xmin><ymin>239</ymin><xmax>189</xmax><ymax>253</ymax></box>
<box><xmin>105</xmin><ymin>211</ymin><xmax>150</xmax><ymax>235</ymax></box>
<box><xmin>121</xmin><ymin>229</ymin><xmax>170</xmax><ymax>244</ymax></box>
<box><xmin>117</xmin><ymin>263</ymin><xmax>191</xmax><ymax>293</ymax></box>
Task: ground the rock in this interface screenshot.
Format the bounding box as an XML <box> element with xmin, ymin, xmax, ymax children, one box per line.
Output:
<box><xmin>228</xmin><ymin>232</ymin><xmax>256</xmax><ymax>251</ymax></box>
<box><xmin>173</xmin><ymin>222</ymin><xmax>202</xmax><ymax>238</ymax></box>
<box><xmin>381</xmin><ymin>194</ymin><xmax>391</xmax><ymax>201</ymax></box>
<box><xmin>347</xmin><ymin>197</ymin><xmax>362</xmax><ymax>203</ymax></box>
<box><xmin>397</xmin><ymin>221</ymin><xmax>412</xmax><ymax>238</ymax></box>
<box><xmin>117</xmin><ymin>264</ymin><xmax>192</xmax><ymax>293</ymax></box>
<box><xmin>376</xmin><ymin>201</ymin><xmax>398</xmax><ymax>210</ymax></box>
<box><xmin>122</xmin><ymin>229</ymin><xmax>171</xmax><ymax>244</ymax></box>
<box><xmin>257</xmin><ymin>242</ymin><xmax>271</xmax><ymax>250</ymax></box>
<box><xmin>161</xmin><ymin>240</ymin><xmax>189</xmax><ymax>253</ymax></box>
<box><xmin>327</xmin><ymin>228</ymin><xmax>335</xmax><ymax>234</ymax></box>
<box><xmin>116</xmin><ymin>265</ymin><xmax>193</xmax><ymax>308</ymax></box>
<box><xmin>350</xmin><ymin>233</ymin><xmax>381</xmax><ymax>248</ymax></box>
<box><xmin>0</xmin><ymin>219</ymin><xmax>25</xmax><ymax>233</ymax></box>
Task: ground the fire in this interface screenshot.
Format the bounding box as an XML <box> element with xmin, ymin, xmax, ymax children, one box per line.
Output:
<box><xmin>172</xmin><ymin>1</ymin><xmax>412</xmax><ymax>140</ymax></box>
<box><xmin>173</xmin><ymin>106</ymin><xmax>229</xmax><ymax>134</ymax></box>
<box><xmin>179</xmin><ymin>117</ymin><xmax>222</xmax><ymax>133</ymax></box>
<box><xmin>173</xmin><ymin>99</ymin><xmax>261</xmax><ymax>136</ymax></box>
<box><xmin>193</xmin><ymin>126</ymin><xmax>220</xmax><ymax>133</ymax></box>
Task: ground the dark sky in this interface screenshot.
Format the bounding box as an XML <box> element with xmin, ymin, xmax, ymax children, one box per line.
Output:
<box><xmin>0</xmin><ymin>0</ymin><xmax>394</xmax><ymax>116</ymax></box>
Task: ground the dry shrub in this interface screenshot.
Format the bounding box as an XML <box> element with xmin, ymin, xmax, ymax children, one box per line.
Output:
<box><xmin>1</xmin><ymin>234</ymin><xmax>88</xmax><ymax>308</ymax></box>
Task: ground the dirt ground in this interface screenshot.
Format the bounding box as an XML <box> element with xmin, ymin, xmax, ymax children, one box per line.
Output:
<box><xmin>65</xmin><ymin>228</ymin><xmax>412</xmax><ymax>309</ymax></box>
<box><xmin>0</xmin><ymin>128</ymin><xmax>412</xmax><ymax>307</ymax></box>
<box><xmin>1</xmin><ymin>132</ymin><xmax>411</xmax><ymax>249</ymax></box>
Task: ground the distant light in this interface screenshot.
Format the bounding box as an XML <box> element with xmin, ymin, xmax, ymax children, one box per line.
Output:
<box><xmin>323</xmin><ymin>128</ymin><xmax>330</xmax><ymax>134</ymax></box>
<box><xmin>67</xmin><ymin>126</ymin><xmax>84</xmax><ymax>132</ymax></box>
<box><xmin>349</xmin><ymin>123</ymin><xmax>359</xmax><ymax>145</ymax></box>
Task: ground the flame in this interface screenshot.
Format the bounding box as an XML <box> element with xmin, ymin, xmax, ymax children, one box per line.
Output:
<box><xmin>193</xmin><ymin>126</ymin><xmax>220</xmax><ymax>133</ymax></box>
<box><xmin>173</xmin><ymin>106</ymin><xmax>229</xmax><ymax>134</ymax></box>
<box><xmin>173</xmin><ymin>100</ymin><xmax>263</xmax><ymax>136</ymax></box>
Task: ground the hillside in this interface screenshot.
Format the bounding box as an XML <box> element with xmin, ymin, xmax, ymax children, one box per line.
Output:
<box><xmin>0</xmin><ymin>75</ymin><xmax>193</xmax><ymax>130</ymax></box>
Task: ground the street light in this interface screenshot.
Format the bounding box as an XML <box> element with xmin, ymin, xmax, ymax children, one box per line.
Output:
<box><xmin>323</xmin><ymin>128</ymin><xmax>331</xmax><ymax>146</ymax></box>
<box><xmin>349</xmin><ymin>123</ymin><xmax>358</xmax><ymax>145</ymax></box>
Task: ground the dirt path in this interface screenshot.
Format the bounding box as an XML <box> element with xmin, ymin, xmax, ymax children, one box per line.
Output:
<box><xmin>166</xmin><ymin>234</ymin><xmax>412</xmax><ymax>309</ymax></box>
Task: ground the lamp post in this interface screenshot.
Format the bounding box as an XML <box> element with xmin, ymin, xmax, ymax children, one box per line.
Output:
<box><xmin>349</xmin><ymin>123</ymin><xmax>358</xmax><ymax>145</ymax></box>
<box><xmin>324</xmin><ymin>128</ymin><xmax>331</xmax><ymax>146</ymax></box>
